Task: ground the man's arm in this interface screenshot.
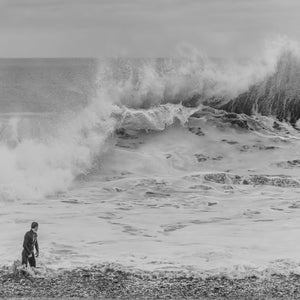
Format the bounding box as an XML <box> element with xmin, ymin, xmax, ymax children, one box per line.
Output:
<box><xmin>23</xmin><ymin>232</ymin><xmax>31</xmax><ymax>255</ymax></box>
<box><xmin>35</xmin><ymin>238</ymin><xmax>39</xmax><ymax>255</ymax></box>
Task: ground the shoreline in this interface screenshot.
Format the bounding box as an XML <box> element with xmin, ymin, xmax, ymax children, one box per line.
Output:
<box><xmin>1</xmin><ymin>264</ymin><xmax>300</xmax><ymax>299</ymax></box>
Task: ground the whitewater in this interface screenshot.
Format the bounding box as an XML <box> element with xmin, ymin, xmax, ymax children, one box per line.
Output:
<box><xmin>2</xmin><ymin>38</ymin><xmax>300</xmax><ymax>279</ymax></box>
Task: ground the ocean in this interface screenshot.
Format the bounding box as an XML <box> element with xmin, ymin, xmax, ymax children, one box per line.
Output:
<box><xmin>2</xmin><ymin>40</ymin><xmax>300</xmax><ymax>279</ymax></box>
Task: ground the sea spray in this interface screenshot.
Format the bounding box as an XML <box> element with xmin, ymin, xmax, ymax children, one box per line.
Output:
<box><xmin>96</xmin><ymin>37</ymin><xmax>296</xmax><ymax>110</ymax></box>
<box><xmin>0</xmin><ymin>94</ymin><xmax>119</xmax><ymax>200</ymax></box>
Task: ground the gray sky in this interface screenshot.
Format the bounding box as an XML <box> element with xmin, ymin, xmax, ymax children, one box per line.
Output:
<box><xmin>0</xmin><ymin>0</ymin><xmax>299</xmax><ymax>58</ymax></box>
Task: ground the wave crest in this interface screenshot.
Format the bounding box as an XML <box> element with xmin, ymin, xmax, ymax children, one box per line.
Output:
<box><xmin>219</xmin><ymin>38</ymin><xmax>300</xmax><ymax>123</ymax></box>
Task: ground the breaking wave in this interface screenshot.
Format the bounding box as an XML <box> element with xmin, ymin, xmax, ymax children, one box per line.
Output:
<box><xmin>220</xmin><ymin>40</ymin><xmax>300</xmax><ymax>124</ymax></box>
<box><xmin>0</xmin><ymin>100</ymin><xmax>199</xmax><ymax>200</ymax></box>
<box><xmin>0</xmin><ymin>37</ymin><xmax>300</xmax><ymax>199</ymax></box>
<box><xmin>97</xmin><ymin>37</ymin><xmax>300</xmax><ymax>111</ymax></box>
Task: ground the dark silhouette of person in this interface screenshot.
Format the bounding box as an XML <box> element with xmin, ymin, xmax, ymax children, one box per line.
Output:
<box><xmin>22</xmin><ymin>222</ymin><xmax>39</xmax><ymax>268</ymax></box>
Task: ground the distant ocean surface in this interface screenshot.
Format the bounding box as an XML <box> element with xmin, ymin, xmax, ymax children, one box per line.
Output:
<box><xmin>2</xmin><ymin>39</ymin><xmax>300</xmax><ymax>278</ymax></box>
<box><xmin>0</xmin><ymin>58</ymin><xmax>97</xmax><ymax>113</ymax></box>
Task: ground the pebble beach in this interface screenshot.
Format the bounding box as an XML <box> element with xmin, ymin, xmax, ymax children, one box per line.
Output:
<box><xmin>2</xmin><ymin>264</ymin><xmax>300</xmax><ymax>299</ymax></box>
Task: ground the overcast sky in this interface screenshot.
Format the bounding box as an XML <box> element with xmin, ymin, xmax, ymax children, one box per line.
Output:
<box><xmin>0</xmin><ymin>0</ymin><xmax>299</xmax><ymax>58</ymax></box>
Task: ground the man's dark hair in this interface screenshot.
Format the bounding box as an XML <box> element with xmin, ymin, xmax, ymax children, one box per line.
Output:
<box><xmin>31</xmin><ymin>222</ymin><xmax>38</xmax><ymax>229</ymax></box>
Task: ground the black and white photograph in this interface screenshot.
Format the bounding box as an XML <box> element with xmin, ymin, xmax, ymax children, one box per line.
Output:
<box><xmin>1</xmin><ymin>0</ymin><xmax>300</xmax><ymax>299</ymax></box>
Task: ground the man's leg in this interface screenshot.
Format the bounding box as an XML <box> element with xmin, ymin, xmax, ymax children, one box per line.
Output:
<box><xmin>28</xmin><ymin>253</ymin><xmax>36</xmax><ymax>268</ymax></box>
<box><xmin>21</xmin><ymin>250</ymin><xmax>28</xmax><ymax>267</ymax></box>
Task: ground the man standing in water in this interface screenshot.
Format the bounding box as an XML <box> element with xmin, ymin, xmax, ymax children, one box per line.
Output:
<box><xmin>22</xmin><ymin>222</ymin><xmax>39</xmax><ymax>268</ymax></box>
